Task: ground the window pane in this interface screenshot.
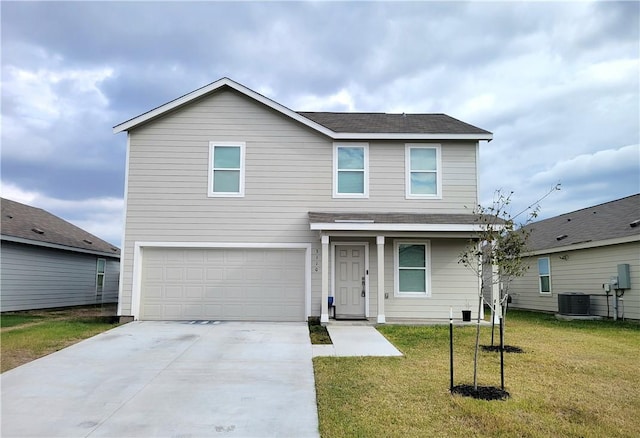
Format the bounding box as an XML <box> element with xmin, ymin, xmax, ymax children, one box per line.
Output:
<box><xmin>338</xmin><ymin>147</ymin><xmax>364</xmax><ymax>170</ymax></box>
<box><xmin>410</xmin><ymin>148</ymin><xmax>436</xmax><ymax>171</ymax></box>
<box><xmin>214</xmin><ymin>146</ymin><xmax>240</xmax><ymax>168</ymax></box>
<box><xmin>338</xmin><ymin>171</ymin><xmax>364</xmax><ymax>193</ymax></box>
<box><xmin>538</xmin><ymin>258</ymin><xmax>549</xmax><ymax>275</ymax></box>
<box><xmin>97</xmin><ymin>274</ymin><xmax>104</xmax><ymax>292</ymax></box>
<box><xmin>97</xmin><ymin>259</ymin><xmax>106</xmax><ymax>273</ymax></box>
<box><xmin>399</xmin><ymin>269</ymin><xmax>426</xmax><ymax>292</ymax></box>
<box><xmin>399</xmin><ymin>244</ymin><xmax>425</xmax><ymax>267</ymax></box>
<box><xmin>213</xmin><ymin>170</ymin><xmax>240</xmax><ymax>192</ymax></box>
<box><xmin>411</xmin><ymin>172</ymin><xmax>437</xmax><ymax>195</ymax></box>
<box><xmin>540</xmin><ymin>276</ymin><xmax>550</xmax><ymax>292</ymax></box>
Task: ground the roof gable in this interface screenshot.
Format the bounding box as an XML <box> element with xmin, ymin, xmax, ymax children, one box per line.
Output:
<box><xmin>113</xmin><ymin>77</ymin><xmax>492</xmax><ymax>141</ymax></box>
<box><xmin>524</xmin><ymin>194</ymin><xmax>640</xmax><ymax>252</ymax></box>
<box><xmin>1</xmin><ymin>198</ymin><xmax>120</xmax><ymax>257</ymax></box>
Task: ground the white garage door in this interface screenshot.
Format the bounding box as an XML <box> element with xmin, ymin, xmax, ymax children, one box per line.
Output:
<box><xmin>140</xmin><ymin>248</ymin><xmax>306</xmax><ymax>321</ymax></box>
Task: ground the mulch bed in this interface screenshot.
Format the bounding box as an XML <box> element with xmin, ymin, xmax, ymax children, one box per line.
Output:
<box><xmin>481</xmin><ymin>345</ymin><xmax>525</xmax><ymax>353</ymax></box>
<box><xmin>451</xmin><ymin>384</ymin><xmax>510</xmax><ymax>401</ymax></box>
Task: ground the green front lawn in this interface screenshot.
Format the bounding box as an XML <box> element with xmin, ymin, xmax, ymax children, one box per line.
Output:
<box><xmin>314</xmin><ymin>311</ymin><xmax>640</xmax><ymax>437</ymax></box>
<box><xmin>1</xmin><ymin>307</ymin><xmax>120</xmax><ymax>373</ymax></box>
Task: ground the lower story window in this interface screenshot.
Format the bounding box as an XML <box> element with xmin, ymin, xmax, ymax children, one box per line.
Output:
<box><xmin>538</xmin><ymin>257</ymin><xmax>551</xmax><ymax>294</ymax></box>
<box><xmin>96</xmin><ymin>258</ymin><xmax>106</xmax><ymax>294</ymax></box>
<box><xmin>394</xmin><ymin>240</ymin><xmax>431</xmax><ymax>296</ymax></box>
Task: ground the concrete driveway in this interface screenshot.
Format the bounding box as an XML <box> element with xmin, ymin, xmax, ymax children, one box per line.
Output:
<box><xmin>1</xmin><ymin>321</ymin><xmax>319</xmax><ymax>438</ymax></box>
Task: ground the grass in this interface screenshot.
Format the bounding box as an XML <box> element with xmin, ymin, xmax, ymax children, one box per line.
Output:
<box><xmin>314</xmin><ymin>310</ymin><xmax>640</xmax><ymax>437</ymax></box>
<box><xmin>1</xmin><ymin>306</ymin><xmax>120</xmax><ymax>373</ymax></box>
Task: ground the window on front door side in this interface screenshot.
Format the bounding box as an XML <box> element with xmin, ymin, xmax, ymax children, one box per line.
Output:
<box><xmin>334</xmin><ymin>144</ymin><xmax>368</xmax><ymax>198</ymax></box>
<box><xmin>208</xmin><ymin>142</ymin><xmax>245</xmax><ymax>197</ymax></box>
<box><xmin>395</xmin><ymin>241</ymin><xmax>431</xmax><ymax>297</ymax></box>
<box><xmin>405</xmin><ymin>144</ymin><xmax>441</xmax><ymax>199</ymax></box>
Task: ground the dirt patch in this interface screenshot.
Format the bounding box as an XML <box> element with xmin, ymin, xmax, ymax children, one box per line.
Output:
<box><xmin>481</xmin><ymin>345</ymin><xmax>525</xmax><ymax>353</ymax></box>
<box><xmin>451</xmin><ymin>384</ymin><xmax>510</xmax><ymax>401</ymax></box>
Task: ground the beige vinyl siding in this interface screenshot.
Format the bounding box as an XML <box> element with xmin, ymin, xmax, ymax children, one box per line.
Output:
<box><xmin>120</xmin><ymin>89</ymin><xmax>480</xmax><ymax>316</ymax></box>
<box><xmin>510</xmin><ymin>242</ymin><xmax>640</xmax><ymax>320</ymax></box>
<box><xmin>384</xmin><ymin>238</ymin><xmax>479</xmax><ymax>319</ymax></box>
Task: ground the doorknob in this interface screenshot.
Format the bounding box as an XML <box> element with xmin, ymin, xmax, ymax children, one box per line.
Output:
<box><xmin>361</xmin><ymin>276</ymin><xmax>366</xmax><ymax>297</ymax></box>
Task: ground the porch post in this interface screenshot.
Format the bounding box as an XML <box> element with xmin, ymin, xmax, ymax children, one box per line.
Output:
<box><xmin>376</xmin><ymin>235</ymin><xmax>386</xmax><ymax>324</ymax></box>
<box><xmin>320</xmin><ymin>234</ymin><xmax>330</xmax><ymax>324</ymax></box>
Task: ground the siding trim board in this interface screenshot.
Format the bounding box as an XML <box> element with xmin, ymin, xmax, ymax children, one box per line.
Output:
<box><xmin>130</xmin><ymin>241</ymin><xmax>312</xmax><ymax>321</ymax></box>
<box><xmin>310</xmin><ymin>223</ymin><xmax>484</xmax><ymax>232</ymax></box>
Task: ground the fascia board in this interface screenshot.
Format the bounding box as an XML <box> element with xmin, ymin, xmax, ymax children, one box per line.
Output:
<box><xmin>333</xmin><ymin>132</ymin><xmax>493</xmax><ymax>141</ymax></box>
<box><xmin>1</xmin><ymin>234</ymin><xmax>120</xmax><ymax>258</ymax></box>
<box><xmin>309</xmin><ymin>223</ymin><xmax>484</xmax><ymax>232</ymax></box>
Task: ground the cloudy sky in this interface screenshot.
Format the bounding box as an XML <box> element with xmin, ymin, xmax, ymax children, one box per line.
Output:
<box><xmin>2</xmin><ymin>1</ymin><xmax>639</xmax><ymax>247</ymax></box>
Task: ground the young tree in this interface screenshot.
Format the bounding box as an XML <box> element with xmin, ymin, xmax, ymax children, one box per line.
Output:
<box><xmin>459</xmin><ymin>185</ymin><xmax>560</xmax><ymax>391</ymax></box>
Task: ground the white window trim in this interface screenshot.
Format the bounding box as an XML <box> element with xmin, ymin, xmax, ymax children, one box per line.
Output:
<box><xmin>208</xmin><ymin>141</ymin><xmax>246</xmax><ymax>197</ymax></box>
<box><xmin>333</xmin><ymin>142</ymin><xmax>369</xmax><ymax>198</ymax></box>
<box><xmin>394</xmin><ymin>240</ymin><xmax>431</xmax><ymax>297</ymax></box>
<box><xmin>405</xmin><ymin>144</ymin><xmax>442</xmax><ymax>199</ymax></box>
<box><xmin>538</xmin><ymin>257</ymin><xmax>552</xmax><ymax>294</ymax></box>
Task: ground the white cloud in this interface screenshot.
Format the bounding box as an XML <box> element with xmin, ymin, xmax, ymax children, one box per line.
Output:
<box><xmin>293</xmin><ymin>88</ymin><xmax>356</xmax><ymax>112</ymax></box>
<box><xmin>530</xmin><ymin>144</ymin><xmax>640</xmax><ymax>186</ymax></box>
<box><xmin>2</xmin><ymin>61</ymin><xmax>114</xmax><ymax>162</ymax></box>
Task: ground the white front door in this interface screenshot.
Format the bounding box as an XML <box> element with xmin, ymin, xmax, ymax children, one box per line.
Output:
<box><xmin>334</xmin><ymin>245</ymin><xmax>366</xmax><ymax>319</ymax></box>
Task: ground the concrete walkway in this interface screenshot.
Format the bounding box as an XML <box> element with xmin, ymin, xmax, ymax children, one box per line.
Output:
<box><xmin>312</xmin><ymin>325</ymin><xmax>403</xmax><ymax>357</ymax></box>
<box><xmin>1</xmin><ymin>321</ymin><xmax>319</xmax><ymax>438</ymax></box>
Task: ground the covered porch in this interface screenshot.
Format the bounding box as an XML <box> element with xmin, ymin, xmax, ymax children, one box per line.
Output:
<box><xmin>309</xmin><ymin>212</ymin><xmax>486</xmax><ymax>324</ymax></box>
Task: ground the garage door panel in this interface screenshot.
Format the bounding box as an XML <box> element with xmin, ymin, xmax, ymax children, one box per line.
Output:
<box><xmin>140</xmin><ymin>248</ymin><xmax>305</xmax><ymax>321</ymax></box>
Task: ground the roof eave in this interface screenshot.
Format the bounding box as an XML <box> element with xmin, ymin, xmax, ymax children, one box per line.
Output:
<box><xmin>112</xmin><ymin>77</ymin><xmax>335</xmax><ymax>136</ymax></box>
<box><xmin>1</xmin><ymin>234</ymin><xmax>121</xmax><ymax>258</ymax></box>
<box><xmin>333</xmin><ymin>132</ymin><xmax>493</xmax><ymax>141</ymax></box>
<box><xmin>112</xmin><ymin>78</ymin><xmax>493</xmax><ymax>142</ymax></box>
<box><xmin>524</xmin><ymin>234</ymin><xmax>640</xmax><ymax>256</ymax></box>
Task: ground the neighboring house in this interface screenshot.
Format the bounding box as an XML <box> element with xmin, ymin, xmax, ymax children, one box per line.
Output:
<box><xmin>113</xmin><ymin>77</ymin><xmax>493</xmax><ymax>323</ymax></box>
<box><xmin>1</xmin><ymin>198</ymin><xmax>121</xmax><ymax>312</ymax></box>
<box><xmin>509</xmin><ymin>194</ymin><xmax>640</xmax><ymax>320</ymax></box>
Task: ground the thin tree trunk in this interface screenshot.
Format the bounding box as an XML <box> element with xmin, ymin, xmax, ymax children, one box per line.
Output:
<box><xmin>473</xmin><ymin>293</ymin><xmax>482</xmax><ymax>390</ymax></box>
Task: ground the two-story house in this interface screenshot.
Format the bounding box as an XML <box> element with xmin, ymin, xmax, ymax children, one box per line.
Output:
<box><xmin>113</xmin><ymin>77</ymin><xmax>492</xmax><ymax>323</ymax></box>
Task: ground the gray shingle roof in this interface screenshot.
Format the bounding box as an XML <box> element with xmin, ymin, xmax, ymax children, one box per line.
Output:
<box><xmin>523</xmin><ymin>194</ymin><xmax>640</xmax><ymax>252</ymax></box>
<box><xmin>1</xmin><ymin>198</ymin><xmax>120</xmax><ymax>257</ymax></box>
<box><xmin>298</xmin><ymin>112</ymin><xmax>491</xmax><ymax>135</ymax></box>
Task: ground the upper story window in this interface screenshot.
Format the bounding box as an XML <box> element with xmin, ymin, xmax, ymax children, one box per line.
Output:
<box><xmin>394</xmin><ymin>240</ymin><xmax>431</xmax><ymax>297</ymax></box>
<box><xmin>208</xmin><ymin>142</ymin><xmax>245</xmax><ymax>197</ymax></box>
<box><xmin>333</xmin><ymin>143</ymin><xmax>369</xmax><ymax>198</ymax></box>
<box><xmin>538</xmin><ymin>257</ymin><xmax>551</xmax><ymax>294</ymax></box>
<box><xmin>405</xmin><ymin>144</ymin><xmax>441</xmax><ymax>199</ymax></box>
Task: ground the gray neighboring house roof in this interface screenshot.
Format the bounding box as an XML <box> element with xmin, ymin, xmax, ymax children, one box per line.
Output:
<box><xmin>1</xmin><ymin>198</ymin><xmax>120</xmax><ymax>258</ymax></box>
<box><xmin>298</xmin><ymin>112</ymin><xmax>491</xmax><ymax>135</ymax></box>
<box><xmin>523</xmin><ymin>194</ymin><xmax>640</xmax><ymax>253</ymax></box>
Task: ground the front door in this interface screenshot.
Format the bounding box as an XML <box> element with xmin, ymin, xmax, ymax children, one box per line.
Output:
<box><xmin>334</xmin><ymin>245</ymin><xmax>366</xmax><ymax>319</ymax></box>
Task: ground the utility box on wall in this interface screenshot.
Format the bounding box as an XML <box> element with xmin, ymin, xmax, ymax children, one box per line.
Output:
<box><xmin>617</xmin><ymin>264</ymin><xmax>631</xmax><ymax>289</ymax></box>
